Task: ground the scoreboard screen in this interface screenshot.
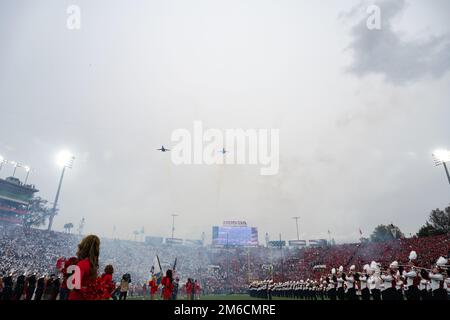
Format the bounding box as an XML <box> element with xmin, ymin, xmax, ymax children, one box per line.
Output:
<box><xmin>212</xmin><ymin>226</ymin><xmax>258</xmax><ymax>246</ymax></box>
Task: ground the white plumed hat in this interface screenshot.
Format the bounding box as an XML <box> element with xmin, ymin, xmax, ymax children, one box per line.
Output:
<box><xmin>436</xmin><ymin>256</ymin><xmax>448</xmax><ymax>267</ymax></box>
<box><xmin>331</xmin><ymin>268</ymin><xmax>336</xmax><ymax>275</ymax></box>
<box><xmin>350</xmin><ymin>265</ymin><xmax>356</xmax><ymax>271</ymax></box>
<box><xmin>409</xmin><ymin>251</ymin><xmax>417</xmax><ymax>261</ymax></box>
<box><xmin>390</xmin><ymin>261</ymin><xmax>399</xmax><ymax>268</ymax></box>
<box><xmin>339</xmin><ymin>266</ymin><xmax>344</xmax><ymax>272</ymax></box>
<box><xmin>363</xmin><ymin>264</ymin><xmax>370</xmax><ymax>271</ymax></box>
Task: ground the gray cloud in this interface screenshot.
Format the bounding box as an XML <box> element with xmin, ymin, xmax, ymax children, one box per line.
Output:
<box><xmin>1</xmin><ymin>0</ymin><xmax>449</xmax><ymax>244</ymax></box>
<box><xmin>346</xmin><ymin>0</ymin><xmax>450</xmax><ymax>84</ymax></box>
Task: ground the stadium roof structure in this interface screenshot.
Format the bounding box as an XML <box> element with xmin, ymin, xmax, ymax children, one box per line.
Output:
<box><xmin>0</xmin><ymin>177</ymin><xmax>38</xmax><ymax>204</ymax></box>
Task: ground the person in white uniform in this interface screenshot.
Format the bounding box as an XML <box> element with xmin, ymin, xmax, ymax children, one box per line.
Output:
<box><xmin>429</xmin><ymin>257</ymin><xmax>448</xmax><ymax>300</ymax></box>
<box><xmin>403</xmin><ymin>251</ymin><xmax>420</xmax><ymax>300</ymax></box>
<box><xmin>368</xmin><ymin>261</ymin><xmax>382</xmax><ymax>300</ymax></box>
<box><xmin>359</xmin><ymin>264</ymin><xmax>370</xmax><ymax>300</ymax></box>
<box><xmin>345</xmin><ymin>265</ymin><xmax>357</xmax><ymax>300</ymax></box>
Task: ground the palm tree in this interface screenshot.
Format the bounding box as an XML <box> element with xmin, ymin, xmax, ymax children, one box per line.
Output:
<box><xmin>64</xmin><ymin>222</ymin><xmax>74</xmax><ymax>233</ymax></box>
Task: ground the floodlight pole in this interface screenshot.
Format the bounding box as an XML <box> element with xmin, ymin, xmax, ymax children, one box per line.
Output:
<box><xmin>292</xmin><ymin>216</ymin><xmax>300</xmax><ymax>240</ymax></box>
<box><xmin>279</xmin><ymin>233</ymin><xmax>284</xmax><ymax>282</ymax></box>
<box><xmin>171</xmin><ymin>214</ymin><xmax>178</xmax><ymax>239</ymax></box>
<box><xmin>443</xmin><ymin>162</ymin><xmax>450</xmax><ymax>185</ymax></box>
<box><xmin>24</xmin><ymin>170</ymin><xmax>31</xmax><ymax>184</ymax></box>
<box><xmin>12</xmin><ymin>164</ymin><xmax>18</xmax><ymax>177</ymax></box>
<box><xmin>48</xmin><ymin>166</ymin><xmax>66</xmax><ymax>231</ymax></box>
<box><xmin>226</xmin><ymin>232</ymin><xmax>230</xmax><ymax>291</ymax></box>
<box><xmin>247</xmin><ymin>247</ymin><xmax>250</xmax><ymax>283</ymax></box>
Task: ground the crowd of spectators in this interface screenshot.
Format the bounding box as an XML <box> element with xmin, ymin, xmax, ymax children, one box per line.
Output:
<box><xmin>280</xmin><ymin>234</ymin><xmax>449</xmax><ymax>281</ymax></box>
<box><xmin>0</xmin><ymin>222</ymin><xmax>448</xmax><ymax>299</ymax></box>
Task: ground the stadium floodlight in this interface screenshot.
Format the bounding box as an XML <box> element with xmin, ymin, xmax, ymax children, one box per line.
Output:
<box><xmin>432</xmin><ymin>149</ymin><xmax>450</xmax><ymax>186</ymax></box>
<box><xmin>48</xmin><ymin>150</ymin><xmax>76</xmax><ymax>231</ymax></box>
<box><xmin>56</xmin><ymin>150</ymin><xmax>75</xmax><ymax>168</ymax></box>
<box><xmin>433</xmin><ymin>149</ymin><xmax>450</xmax><ymax>164</ymax></box>
<box><xmin>0</xmin><ymin>155</ymin><xmax>7</xmax><ymax>171</ymax></box>
<box><xmin>292</xmin><ymin>216</ymin><xmax>300</xmax><ymax>240</ymax></box>
<box><xmin>10</xmin><ymin>161</ymin><xmax>21</xmax><ymax>177</ymax></box>
<box><xmin>23</xmin><ymin>166</ymin><xmax>31</xmax><ymax>184</ymax></box>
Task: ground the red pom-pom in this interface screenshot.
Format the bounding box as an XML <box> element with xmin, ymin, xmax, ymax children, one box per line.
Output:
<box><xmin>79</xmin><ymin>277</ymin><xmax>112</xmax><ymax>300</ymax></box>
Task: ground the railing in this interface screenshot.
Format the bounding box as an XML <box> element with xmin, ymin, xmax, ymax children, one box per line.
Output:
<box><xmin>0</xmin><ymin>205</ymin><xmax>28</xmax><ymax>215</ymax></box>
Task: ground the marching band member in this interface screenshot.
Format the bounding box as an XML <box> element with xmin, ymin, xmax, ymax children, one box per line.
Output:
<box><xmin>326</xmin><ymin>268</ymin><xmax>337</xmax><ymax>300</ymax></box>
<box><xmin>359</xmin><ymin>264</ymin><xmax>370</xmax><ymax>300</ymax></box>
<box><xmin>395</xmin><ymin>268</ymin><xmax>404</xmax><ymax>300</ymax></box>
<box><xmin>403</xmin><ymin>251</ymin><xmax>420</xmax><ymax>300</ymax></box>
<box><xmin>345</xmin><ymin>265</ymin><xmax>357</xmax><ymax>300</ymax></box>
<box><xmin>419</xmin><ymin>269</ymin><xmax>431</xmax><ymax>300</ymax></box>
<box><xmin>446</xmin><ymin>264</ymin><xmax>450</xmax><ymax>297</ymax></box>
<box><xmin>381</xmin><ymin>261</ymin><xmax>397</xmax><ymax>300</ymax></box>
<box><xmin>321</xmin><ymin>280</ymin><xmax>327</xmax><ymax>300</ymax></box>
<box><xmin>429</xmin><ymin>257</ymin><xmax>448</xmax><ymax>300</ymax></box>
<box><xmin>336</xmin><ymin>266</ymin><xmax>345</xmax><ymax>300</ymax></box>
<box><xmin>368</xmin><ymin>261</ymin><xmax>382</xmax><ymax>300</ymax></box>
<box><xmin>299</xmin><ymin>280</ymin><xmax>305</xmax><ymax>299</ymax></box>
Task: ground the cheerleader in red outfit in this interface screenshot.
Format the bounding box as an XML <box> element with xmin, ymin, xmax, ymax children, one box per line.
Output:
<box><xmin>185</xmin><ymin>279</ymin><xmax>193</xmax><ymax>300</ymax></box>
<box><xmin>194</xmin><ymin>280</ymin><xmax>201</xmax><ymax>300</ymax></box>
<box><xmin>161</xmin><ymin>270</ymin><xmax>174</xmax><ymax>300</ymax></box>
<box><xmin>101</xmin><ymin>265</ymin><xmax>115</xmax><ymax>297</ymax></box>
<box><xmin>68</xmin><ymin>235</ymin><xmax>101</xmax><ymax>300</ymax></box>
<box><xmin>149</xmin><ymin>276</ymin><xmax>159</xmax><ymax>300</ymax></box>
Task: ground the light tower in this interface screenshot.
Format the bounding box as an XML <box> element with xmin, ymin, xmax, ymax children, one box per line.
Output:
<box><xmin>433</xmin><ymin>149</ymin><xmax>450</xmax><ymax>186</ymax></box>
<box><xmin>171</xmin><ymin>213</ymin><xmax>179</xmax><ymax>239</ymax></box>
<box><xmin>292</xmin><ymin>216</ymin><xmax>300</xmax><ymax>240</ymax></box>
<box><xmin>23</xmin><ymin>166</ymin><xmax>32</xmax><ymax>184</ymax></box>
<box><xmin>0</xmin><ymin>155</ymin><xmax>7</xmax><ymax>172</ymax></box>
<box><xmin>10</xmin><ymin>161</ymin><xmax>21</xmax><ymax>177</ymax></box>
<box><xmin>47</xmin><ymin>150</ymin><xmax>75</xmax><ymax>231</ymax></box>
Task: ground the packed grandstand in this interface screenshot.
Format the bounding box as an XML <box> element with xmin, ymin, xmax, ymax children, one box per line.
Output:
<box><xmin>1</xmin><ymin>223</ymin><xmax>448</xmax><ymax>299</ymax></box>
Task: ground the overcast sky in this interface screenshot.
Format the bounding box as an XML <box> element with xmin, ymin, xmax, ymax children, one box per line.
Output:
<box><xmin>1</xmin><ymin>0</ymin><xmax>449</xmax><ymax>243</ymax></box>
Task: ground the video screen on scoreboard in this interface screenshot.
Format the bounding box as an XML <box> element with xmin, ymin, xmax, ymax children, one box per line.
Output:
<box><xmin>212</xmin><ymin>226</ymin><xmax>258</xmax><ymax>246</ymax></box>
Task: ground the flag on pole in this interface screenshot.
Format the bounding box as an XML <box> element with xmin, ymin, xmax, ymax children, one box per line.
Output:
<box><xmin>150</xmin><ymin>255</ymin><xmax>162</xmax><ymax>285</ymax></box>
<box><xmin>173</xmin><ymin>257</ymin><xmax>177</xmax><ymax>272</ymax></box>
<box><xmin>172</xmin><ymin>257</ymin><xmax>177</xmax><ymax>278</ymax></box>
<box><xmin>359</xmin><ymin>228</ymin><xmax>363</xmax><ymax>236</ymax></box>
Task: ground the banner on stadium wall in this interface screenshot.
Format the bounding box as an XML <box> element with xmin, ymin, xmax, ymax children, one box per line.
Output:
<box><xmin>288</xmin><ymin>240</ymin><xmax>307</xmax><ymax>247</ymax></box>
<box><xmin>309</xmin><ymin>239</ymin><xmax>327</xmax><ymax>247</ymax></box>
<box><xmin>184</xmin><ymin>239</ymin><xmax>203</xmax><ymax>246</ymax></box>
<box><xmin>165</xmin><ymin>237</ymin><xmax>183</xmax><ymax>245</ymax></box>
<box><xmin>268</xmin><ymin>240</ymin><xmax>286</xmax><ymax>247</ymax></box>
